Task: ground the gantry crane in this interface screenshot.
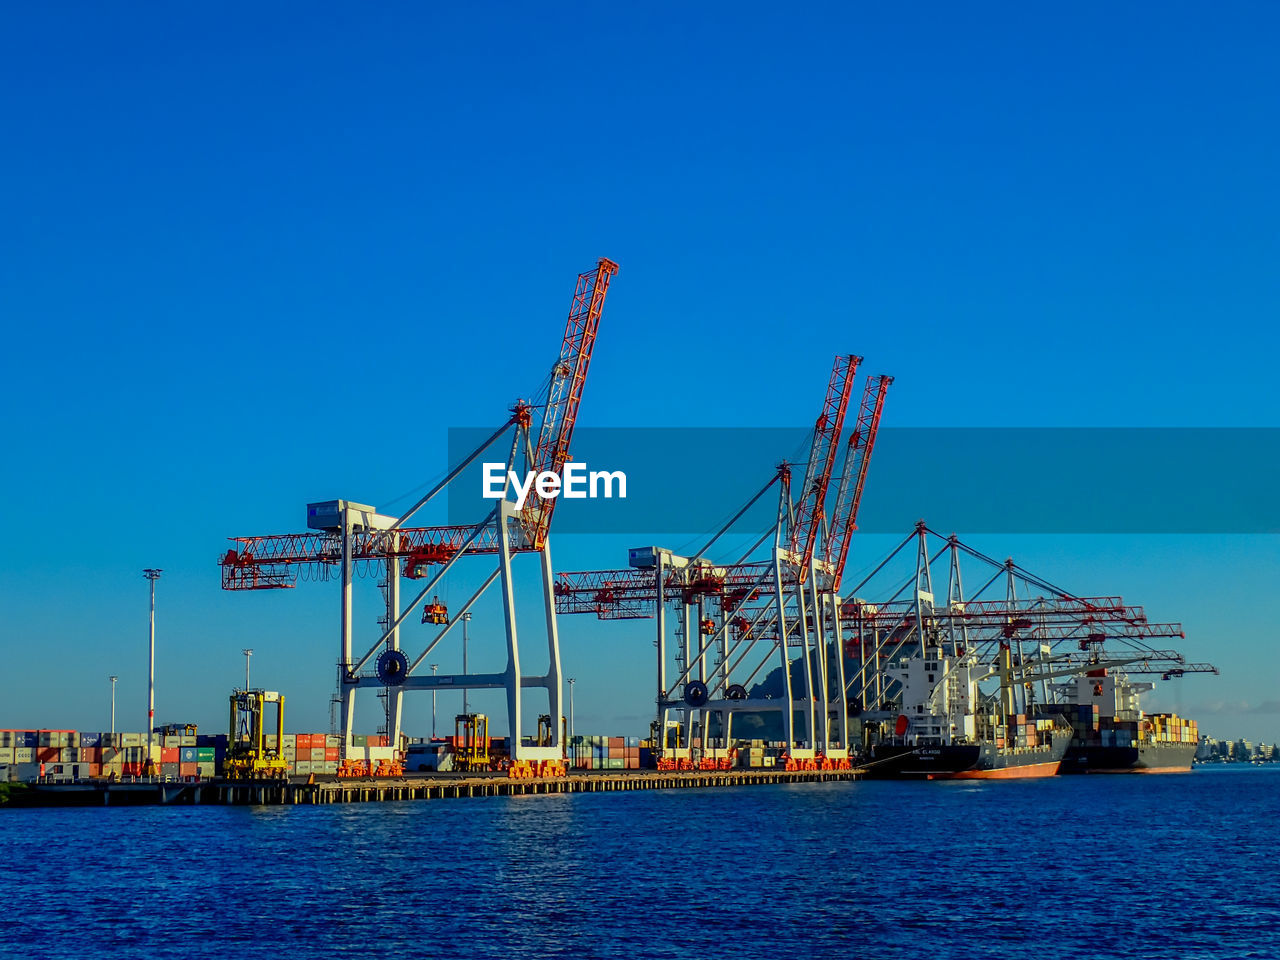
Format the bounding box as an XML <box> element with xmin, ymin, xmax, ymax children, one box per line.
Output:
<box><xmin>556</xmin><ymin>355</ymin><xmax>892</xmax><ymax>770</ymax></box>
<box><xmin>218</xmin><ymin>258</ymin><xmax>618</xmax><ymax>778</ymax></box>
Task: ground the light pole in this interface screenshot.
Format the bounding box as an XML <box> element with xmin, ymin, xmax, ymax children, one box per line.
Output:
<box><xmin>242</xmin><ymin>648</ymin><xmax>253</xmax><ymax>692</ymax></box>
<box><xmin>109</xmin><ymin>676</ymin><xmax>118</xmax><ymax>735</ymax></box>
<box><xmin>143</xmin><ymin>568</ymin><xmax>162</xmax><ymax>770</ymax></box>
<box><xmin>567</xmin><ymin>677</ymin><xmax>576</xmax><ymax>740</ymax></box>
<box><xmin>430</xmin><ymin>664</ymin><xmax>439</xmax><ymax>738</ymax></box>
<box><xmin>462</xmin><ymin>612</ymin><xmax>471</xmax><ymax>715</ymax></box>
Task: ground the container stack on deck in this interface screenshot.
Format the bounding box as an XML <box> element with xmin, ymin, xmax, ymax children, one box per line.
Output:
<box><xmin>1147</xmin><ymin>713</ymin><xmax>1198</xmax><ymax>745</ymax></box>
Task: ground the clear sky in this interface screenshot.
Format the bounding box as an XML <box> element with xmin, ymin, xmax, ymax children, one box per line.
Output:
<box><xmin>1</xmin><ymin>4</ymin><xmax>1276</xmax><ymax>743</ymax></box>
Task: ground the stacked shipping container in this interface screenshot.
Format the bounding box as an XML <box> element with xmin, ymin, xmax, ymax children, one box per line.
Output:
<box><xmin>0</xmin><ymin>730</ymin><xmax>395</xmax><ymax>781</ymax></box>
<box><xmin>567</xmin><ymin>735</ymin><xmax>642</xmax><ymax>770</ymax></box>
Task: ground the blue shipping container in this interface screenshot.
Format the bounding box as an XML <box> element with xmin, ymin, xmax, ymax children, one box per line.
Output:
<box><xmin>79</xmin><ymin>733</ymin><xmax>101</xmax><ymax>747</ymax></box>
<box><xmin>179</xmin><ymin>747</ymin><xmax>198</xmax><ymax>763</ymax></box>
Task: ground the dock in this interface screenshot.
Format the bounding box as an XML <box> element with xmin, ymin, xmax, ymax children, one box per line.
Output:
<box><xmin>2</xmin><ymin>768</ymin><xmax>862</xmax><ymax>808</ymax></box>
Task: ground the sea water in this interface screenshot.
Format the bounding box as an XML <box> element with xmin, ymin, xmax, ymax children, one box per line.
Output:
<box><xmin>1</xmin><ymin>766</ymin><xmax>1277</xmax><ymax>959</ymax></box>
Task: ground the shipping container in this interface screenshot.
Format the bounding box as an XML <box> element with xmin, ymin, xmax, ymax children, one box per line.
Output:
<box><xmin>179</xmin><ymin>762</ymin><xmax>198</xmax><ymax>777</ymax></box>
<box><xmin>179</xmin><ymin>747</ymin><xmax>198</xmax><ymax>763</ymax></box>
<box><xmin>310</xmin><ymin>748</ymin><xmax>326</xmax><ymax>761</ymax></box>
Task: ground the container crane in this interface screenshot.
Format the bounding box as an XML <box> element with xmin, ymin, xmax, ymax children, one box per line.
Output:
<box><xmin>556</xmin><ymin>353</ymin><xmax>882</xmax><ymax>770</ymax></box>
<box><xmin>218</xmin><ymin>258</ymin><xmax>618</xmax><ymax>779</ymax></box>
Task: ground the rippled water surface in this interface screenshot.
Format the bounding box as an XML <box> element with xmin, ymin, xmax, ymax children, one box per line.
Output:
<box><xmin>2</xmin><ymin>767</ymin><xmax>1278</xmax><ymax>959</ymax></box>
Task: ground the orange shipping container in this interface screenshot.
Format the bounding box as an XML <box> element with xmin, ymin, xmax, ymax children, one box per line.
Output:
<box><xmin>179</xmin><ymin>762</ymin><xmax>198</xmax><ymax>777</ymax></box>
<box><xmin>325</xmin><ymin>747</ymin><xmax>339</xmax><ymax>761</ymax></box>
<box><xmin>162</xmin><ymin>748</ymin><xmax>180</xmax><ymax>764</ymax></box>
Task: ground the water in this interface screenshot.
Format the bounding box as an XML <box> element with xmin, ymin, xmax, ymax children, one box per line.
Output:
<box><xmin>2</xmin><ymin>767</ymin><xmax>1277</xmax><ymax>959</ymax></box>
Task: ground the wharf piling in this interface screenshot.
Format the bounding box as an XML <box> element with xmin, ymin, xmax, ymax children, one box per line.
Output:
<box><xmin>5</xmin><ymin>769</ymin><xmax>862</xmax><ymax>808</ymax></box>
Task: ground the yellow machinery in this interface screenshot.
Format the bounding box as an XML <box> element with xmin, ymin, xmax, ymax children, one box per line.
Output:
<box><xmin>645</xmin><ymin>720</ymin><xmax>660</xmax><ymax>751</ymax></box>
<box><xmin>536</xmin><ymin>714</ymin><xmax>555</xmax><ymax>747</ymax></box>
<box><xmin>155</xmin><ymin>722</ymin><xmax>198</xmax><ymax>737</ymax></box>
<box><xmin>422</xmin><ymin>596</ymin><xmax>449</xmax><ymax>625</ymax></box>
<box><xmin>454</xmin><ymin>713</ymin><xmax>489</xmax><ymax>772</ymax></box>
<box><xmin>225</xmin><ymin>689</ymin><xmax>290</xmax><ymax>780</ymax></box>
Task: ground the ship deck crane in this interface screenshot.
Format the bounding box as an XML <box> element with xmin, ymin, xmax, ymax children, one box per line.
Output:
<box><xmin>844</xmin><ymin>523</ymin><xmax>1218</xmax><ymax>723</ymax></box>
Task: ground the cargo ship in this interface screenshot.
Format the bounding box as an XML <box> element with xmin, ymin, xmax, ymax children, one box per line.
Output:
<box><xmin>1050</xmin><ymin>670</ymin><xmax>1199</xmax><ymax>774</ymax></box>
<box><xmin>864</xmin><ymin>643</ymin><xmax>1070</xmax><ymax>779</ymax></box>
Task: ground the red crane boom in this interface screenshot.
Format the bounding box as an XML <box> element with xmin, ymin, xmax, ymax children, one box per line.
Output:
<box><xmin>824</xmin><ymin>374</ymin><xmax>892</xmax><ymax>592</ymax></box>
<box><xmin>523</xmin><ymin>257</ymin><xmax>619</xmax><ymax>549</ymax></box>
<box><xmin>790</xmin><ymin>355</ymin><xmax>860</xmax><ymax>579</ymax></box>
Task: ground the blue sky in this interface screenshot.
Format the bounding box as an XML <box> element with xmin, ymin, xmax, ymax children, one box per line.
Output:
<box><xmin>1</xmin><ymin>4</ymin><xmax>1276</xmax><ymax>743</ymax></box>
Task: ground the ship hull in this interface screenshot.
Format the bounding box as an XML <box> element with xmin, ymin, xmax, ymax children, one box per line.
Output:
<box><xmin>865</xmin><ymin>738</ymin><xmax>1067</xmax><ymax>780</ymax></box>
<box><xmin>1060</xmin><ymin>741</ymin><xmax>1196</xmax><ymax>774</ymax></box>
